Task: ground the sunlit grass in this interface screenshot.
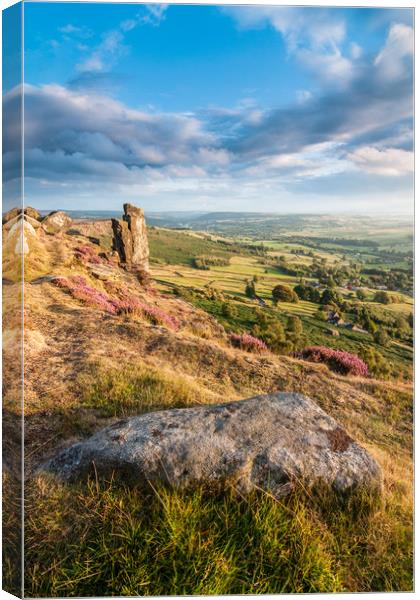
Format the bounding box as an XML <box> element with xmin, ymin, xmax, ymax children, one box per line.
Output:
<box><xmin>24</xmin><ymin>473</ymin><xmax>413</xmax><ymax>597</ymax></box>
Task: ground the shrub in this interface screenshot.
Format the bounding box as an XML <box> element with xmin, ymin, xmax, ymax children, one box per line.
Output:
<box><xmin>294</xmin><ymin>284</ymin><xmax>321</xmax><ymax>303</ymax></box>
<box><xmin>230</xmin><ymin>333</ymin><xmax>268</xmax><ymax>353</ymax></box>
<box><xmin>286</xmin><ymin>315</ymin><xmax>303</xmax><ymax>335</ymax></box>
<box><xmin>294</xmin><ymin>346</ymin><xmax>369</xmax><ymax>377</ymax></box>
<box><xmin>221</xmin><ymin>301</ymin><xmax>238</xmax><ymax>319</ymax></box>
<box><xmin>131</xmin><ymin>266</ymin><xmax>151</xmax><ymax>287</ymax></box>
<box><xmin>374</xmin><ymin>291</ymin><xmax>391</xmax><ymax>304</ymax></box>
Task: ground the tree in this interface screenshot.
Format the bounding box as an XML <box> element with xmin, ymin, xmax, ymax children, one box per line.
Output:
<box><xmin>245</xmin><ymin>279</ymin><xmax>256</xmax><ymax>299</ymax></box>
<box><xmin>320</xmin><ymin>288</ymin><xmax>342</xmax><ymax>306</ymax></box>
<box><xmin>315</xmin><ymin>307</ymin><xmax>327</xmax><ymax>321</ymax></box>
<box><xmin>356</xmin><ymin>289</ymin><xmax>368</xmax><ymax>301</ymax></box>
<box><xmin>360</xmin><ymin>346</ymin><xmax>391</xmax><ymax>379</ymax></box>
<box><xmin>374</xmin><ymin>329</ymin><xmax>390</xmax><ymax>347</ymax></box>
<box><xmin>252</xmin><ymin>312</ymin><xmax>286</xmax><ymax>354</ymax></box>
<box><xmin>286</xmin><ymin>315</ymin><xmax>303</xmax><ymax>335</ymax></box>
<box><xmin>272</xmin><ymin>284</ymin><xmax>298</xmax><ymax>305</ymax></box>
<box><xmin>294</xmin><ymin>284</ymin><xmax>319</xmax><ymax>303</ymax></box>
<box><xmin>374</xmin><ymin>291</ymin><xmax>391</xmax><ymax>305</ymax></box>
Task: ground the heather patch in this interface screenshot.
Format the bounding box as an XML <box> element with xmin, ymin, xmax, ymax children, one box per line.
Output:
<box><xmin>53</xmin><ymin>276</ymin><xmax>119</xmax><ymax>314</ymax></box>
<box><xmin>294</xmin><ymin>346</ymin><xmax>369</xmax><ymax>377</ymax></box>
<box><xmin>74</xmin><ymin>245</ymin><xmax>105</xmax><ymax>265</ymax></box>
<box><xmin>52</xmin><ymin>277</ymin><xmax>179</xmax><ymax>329</ymax></box>
<box><xmin>142</xmin><ymin>304</ymin><xmax>180</xmax><ymax>330</ymax></box>
<box><xmin>230</xmin><ymin>333</ymin><xmax>268</xmax><ymax>354</ymax></box>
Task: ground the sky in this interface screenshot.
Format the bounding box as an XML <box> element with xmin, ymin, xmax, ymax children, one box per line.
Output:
<box><xmin>2</xmin><ymin>2</ymin><xmax>414</xmax><ymax>213</ymax></box>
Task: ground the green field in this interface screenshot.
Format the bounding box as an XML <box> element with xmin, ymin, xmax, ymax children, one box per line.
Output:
<box><xmin>148</xmin><ymin>224</ymin><xmax>413</xmax><ymax>380</ymax></box>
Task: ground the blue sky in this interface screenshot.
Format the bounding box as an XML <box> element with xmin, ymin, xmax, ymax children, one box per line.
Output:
<box><xmin>3</xmin><ymin>3</ymin><xmax>414</xmax><ymax>213</ymax></box>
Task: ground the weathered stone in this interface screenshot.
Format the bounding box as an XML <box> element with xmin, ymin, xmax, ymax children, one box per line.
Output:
<box><xmin>24</xmin><ymin>207</ymin><xmax>41</xmax><ymax>220</ymax></box>
<box><xmin>2</xmin><ymin>207</ymin><xmax>21</xmax><ymax>224</ymax></box>
<box><xmin>3</xmin><ymin>206</ymin><xmax>41</xmax><ymax>224</ymax></box>
<box><xmin>111</xmin><ymin>218</ymin><xmax>133</xmax><ymax>264</ymax></box>
<box><xmin>42</xmin><ymin>211</ymin><xmax>72</xmax><ymax>233</ymax></box>
<box><xmin>40</xmin><ymin>393</ymin><xmax>382</xmax><ymax>498</ymax></box>
<box><xmin>123</xmin><ymin>203</ymin><xmax>149</xmax><ymax>269</ymax></box>
<box><xmin>5</xmin><ymin>219</ymin><xmax>37</xmax><ymax>255</ymax></box>
<box><xmin>3</xmin><ymin>214</ymin><xmax>41</xmax><ymax>231</ymax></box>
<box><xmin>88</xmin><ymin>264</ymin><xmax>119</xmax><ymax>281</ymax></box>
<box><xmin>111</xmin><ymin>204</ymin><xmax>149</xmax><ymax>271</ymax></box>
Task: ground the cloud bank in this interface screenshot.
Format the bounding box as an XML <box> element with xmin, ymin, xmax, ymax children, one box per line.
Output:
<box><xmin>3</xmin><ymin>11</ymin><xmax>413</xmax><ymax>212</ymax></box>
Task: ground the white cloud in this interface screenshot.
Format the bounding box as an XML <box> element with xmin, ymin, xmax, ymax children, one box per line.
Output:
<box><xmin>348</xmin><ymin>146</ymin><xmax>413</xmax><ymax>176</ymax></box>
<box><xmin>77</xmin><ymin>5</ymin><xmax>168</xmax><ymax>74</ymax></box>
<box><xmin>374</xmin><ymin>23</ymin><xmax>413</xmax><ymax>80</ymax></box>
<box><xmin>297</xmin><ymin>48</ymin><xmax>353</xmax><ymax>83</ymax></box>
<box><xmin>296</xmin><ymin>90</ymin><xmax>312</xmax><ymax>104</ymax></box>
<box><xmin>77</xmin><ymin>30</ymin><xmax>126</xmax><ymax>73</ymax></box>
<box><xmin>4</xmin><ymin>84</ymin><xmax>226</xmax><ymax>188</ymax></box>
<box><xmin>350</xmin><ymin>42</ymin><xmax>362</xmax><ymax>59</ymax></box>
<box><xmin>59</xmin><ymin>24</ymin><xmax>81</xmax><ymax>34</ymax></box>
<box><xmin>224</xmin><ymin>7</ymin><xmax>354</xmax><ymax>84</ymax></box>
<box><xmin>225</xmin><ymin>7</ymin><xmax>345</xmax><ymax>53</ymax></box>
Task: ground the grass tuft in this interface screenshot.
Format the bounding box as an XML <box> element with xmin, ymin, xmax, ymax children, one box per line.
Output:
<box><xmin>24</xmin><ymin>475</ymin><xmax>412</xmax><ymax>597</ymax></box>
<box><xmin>78</xmin><ymin>363</ymin><xmax>214</xmax><ymax>417</ymax></box>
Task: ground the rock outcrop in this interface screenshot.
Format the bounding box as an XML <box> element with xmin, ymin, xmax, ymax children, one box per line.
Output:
<box><xmin>3</xmin><ymin>215</ymin><xmax>38</xmax><ymax>255</ymax></box>
<box><xmin>40</xmin><ymin>392</ymin><xmax>382</xmax><ymax>498</ymax></box>
<box><xmin>2</xmin><ymin>206</ymin><xmax>41</xmax><ymax>224</ymax></box>
<box><xmin>42</xmin><ymin>210</ymin><xmax>72</xmax><ymax>234</ymax></box>
<box><xmin>3</xmin><ymin>213</ymin><xmax>41</xmax><ymax>231</ymax></box>
<box><xmin>112</xmin><ymin>203</ymin><xmax>149</xmax><ymax>271</ymax></box>
<box><xmin>24</xmin><ymin>207</ymin><xmax>41</xmax><ymax>221</ymax></box>
<box><xmin>2</xmin><ymin>207</ymin><xmax>21</xmax><ymax>224</ymax></box>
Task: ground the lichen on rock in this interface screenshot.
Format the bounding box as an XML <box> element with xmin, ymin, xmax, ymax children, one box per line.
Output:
<box><xmin>40</xmin><ymin>392</ymin><xmax>382</xmax><ymax>498</ymax></box>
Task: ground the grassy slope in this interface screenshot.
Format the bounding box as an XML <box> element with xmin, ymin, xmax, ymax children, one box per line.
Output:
<box><xmin>2</xmin><ymin>222</ymin><xmax>413</xmax><ymax>595</ymax></box>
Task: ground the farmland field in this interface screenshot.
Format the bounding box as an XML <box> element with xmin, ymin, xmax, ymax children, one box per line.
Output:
<box><xmin>148</xmin><ymin>216</ymin><xmax>413</xmax><ymax>380</ymax></box>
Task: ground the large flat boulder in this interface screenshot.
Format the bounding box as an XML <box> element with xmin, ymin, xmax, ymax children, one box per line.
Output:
<box><xmin>40</xmin><ymin>393</ymin><xmax>382</xmax><ymax>497</ymax></box>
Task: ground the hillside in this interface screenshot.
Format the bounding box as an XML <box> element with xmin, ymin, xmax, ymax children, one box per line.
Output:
<box><xmin>2</xmin><ymin>212</ymin><xmax>413</xmax><ymax>595</ymax></box>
